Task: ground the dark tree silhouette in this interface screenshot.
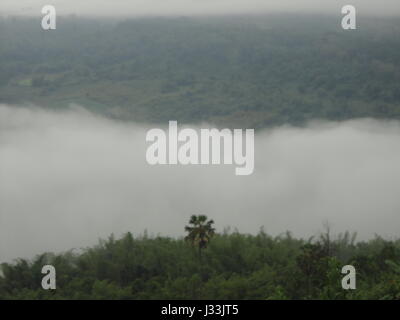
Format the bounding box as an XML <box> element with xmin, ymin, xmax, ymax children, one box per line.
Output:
<box><xmin>185</xmin><ymin>215</ymin><xmax>215</xmax><ymax>258</ymax></box>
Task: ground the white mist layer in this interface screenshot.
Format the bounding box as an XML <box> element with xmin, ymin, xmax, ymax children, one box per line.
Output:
<box><xmin>1</xmin><ymin>104</ymin><xmax>400</xmax><ymax>262</ymax></box>
<box><xmin>1</xmin><ymin>0</ymin><xmax>399</xmax><ymax>17</ymax></box>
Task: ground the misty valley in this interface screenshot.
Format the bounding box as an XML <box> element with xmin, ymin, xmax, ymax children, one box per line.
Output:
<box><xmin>0</xmin><ymin>7</ymin><xmax>400</xmax><ymax>301</ymax></box>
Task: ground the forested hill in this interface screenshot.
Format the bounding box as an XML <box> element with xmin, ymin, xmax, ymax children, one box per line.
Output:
<box><xmin>0</xmin><ymin>15</ymin><xmax>400</xmax><ymax>127</ymax></box>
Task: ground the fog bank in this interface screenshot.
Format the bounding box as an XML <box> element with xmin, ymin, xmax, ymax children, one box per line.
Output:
<box><xmin>1</xmin><ymin>104</ymin><xmax>400</xmax><ymax>263</ymax></box>
<box><xmin>1</xmin><ymin>0</ymin><xmax>399</xmax><ymax>17</ymax></box>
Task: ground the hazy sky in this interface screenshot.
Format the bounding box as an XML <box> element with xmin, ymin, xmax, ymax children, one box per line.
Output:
<box><xmin>1</xmin><ymin>104</ymin><xmax>400</xmax><ymax>263</ymax></box>
<box><xmin>0</xmin><ymin>0</ymin><xmax>399</xmax><ymax>17</ymax></box>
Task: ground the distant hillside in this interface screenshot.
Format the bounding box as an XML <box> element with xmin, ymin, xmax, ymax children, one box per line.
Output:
<box><xmin>1</xmin><ymin>15</ymin><xmax>400</xmax><ymax>127</ymax></box>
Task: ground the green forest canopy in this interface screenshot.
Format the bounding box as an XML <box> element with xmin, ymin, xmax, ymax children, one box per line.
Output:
<box><xmin>1</xmin><ymin>227</ymin><xmax>400</xmax><ymax>299</ymax></box>
<box><xmin>0</xmin><ymin>14</ymin><xmax>400</xmax><ymax>128</ymax></box>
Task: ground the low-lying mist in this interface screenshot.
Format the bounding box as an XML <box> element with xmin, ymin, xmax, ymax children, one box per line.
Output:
<box><xmin>2</xmin><ymin>0</ymin><xmax>400</xmax><ymax>17</ymax></box>
<box><xmin>1</xmin><ymin>104</ymin><xmax>400</xmax><ymax>263</ymax></box>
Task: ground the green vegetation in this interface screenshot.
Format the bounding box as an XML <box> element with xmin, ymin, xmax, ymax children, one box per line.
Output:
<box><xmin>1</xmin><ymin>15</ymin><xmax>400</xmax><ymax>127</ymax></box>
<box><xmin>1</xmin><ymin>15</ymin><xmax>399</xmax><ymax>300</ymax></box>
<box><xmin>1</xmin><ymin>217</ymin><xmax>399</xmax><ymax>300</ymax></box>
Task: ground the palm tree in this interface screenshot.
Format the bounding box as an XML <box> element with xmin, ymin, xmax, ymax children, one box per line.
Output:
<box><xmin>185</xmin><ymin>215</ymin><xmax>215</xmax><ymax>258</ymax></box>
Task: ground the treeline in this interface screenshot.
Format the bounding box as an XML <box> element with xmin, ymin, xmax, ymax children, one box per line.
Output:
<box><xmin>0</xmin><ymin>15</ymin><xmax>400</xmax><ymax>127</ymax></box>
<box><xmin>1</xmin><ymin>229</ymin><xmax>400</xmax><ymax>299</ymax></box>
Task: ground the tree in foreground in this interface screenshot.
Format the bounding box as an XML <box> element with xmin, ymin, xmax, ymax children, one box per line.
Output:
<box><xmin>185</xmin><ymin>215</ymin><xmax>215</xmax><ymax>258</ymax></box>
